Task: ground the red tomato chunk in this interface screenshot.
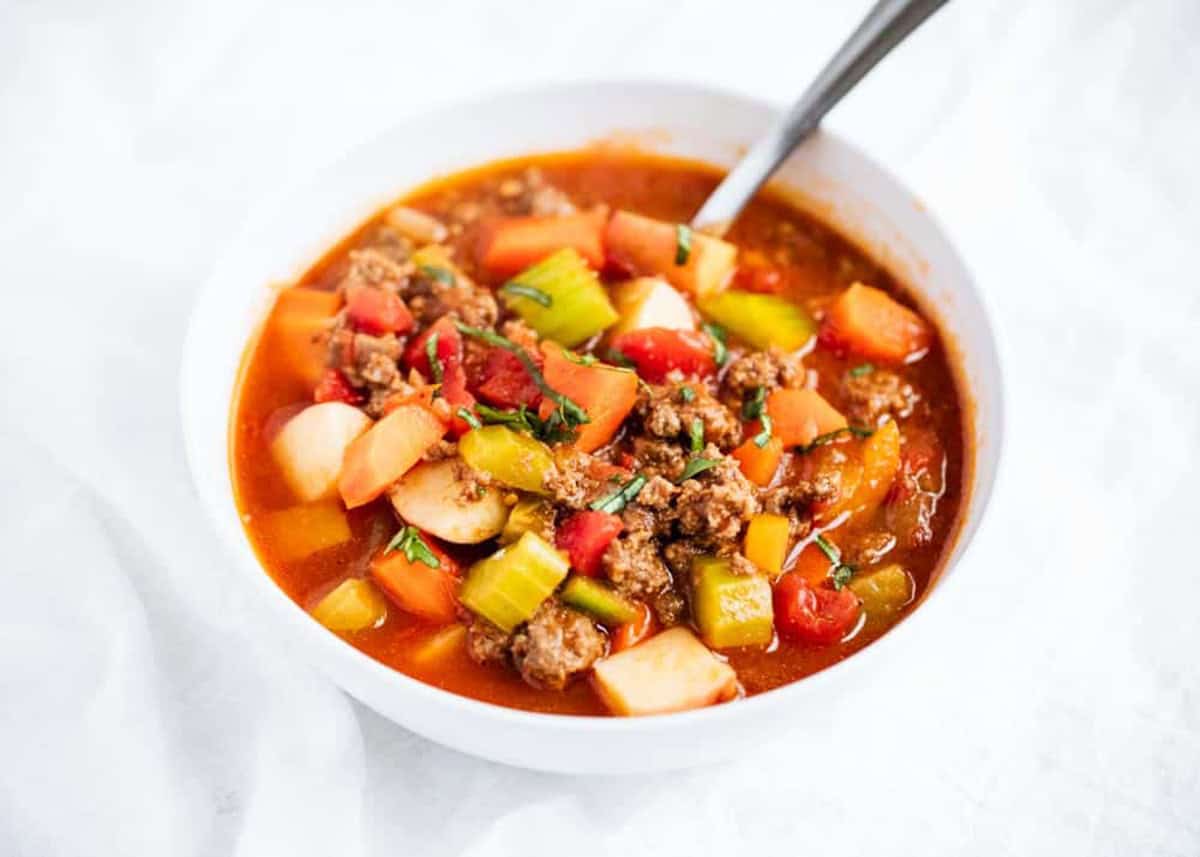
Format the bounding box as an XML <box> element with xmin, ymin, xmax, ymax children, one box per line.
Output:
<box><xmin>556</xmin><ymin>511</ymin><xmax>623</xmax><ymax>577</ymax></box>
<box><xmin>773</xmin><ymin>573</ymin><xmax>861</xmax><ymax>645</ymax></box>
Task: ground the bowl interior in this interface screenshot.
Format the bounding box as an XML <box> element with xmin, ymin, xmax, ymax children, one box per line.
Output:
<box><xmin>181</xmin><ymin>81</ymin><xmax>1003</xmax><ymax>773</ymax></box>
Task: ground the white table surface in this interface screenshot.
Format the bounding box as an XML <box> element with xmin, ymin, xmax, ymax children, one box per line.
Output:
<box><xmin>3</xmin><ymin>0</ymin><xmax>1199</xmax><ymax>854</ymax></box>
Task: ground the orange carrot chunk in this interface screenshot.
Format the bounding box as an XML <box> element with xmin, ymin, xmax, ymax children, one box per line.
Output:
<box><xmin>819</xmin><ymin>283</ymin><xmax>932</xmax><ymax>364</ymax></box>
<box><xmin>604</xmin><ymin>210</ymin><xmax>737</xmax><ymax>297</ymax></box>
<box><xmin>731</xmin><ymin>435</ymin><xmax>784</xmax><ymax>486</ymax></box>
<box><xmin>766</xmin><ymin>388</ymin><xmax>848</xmax><ymax>448</ymax></box>
<box><xmin>539</xmin><ymin>342</ymin><xmax>638</xmax><ymax>453</ymax></box>
<box><xmin>370</xmin><ymin>536</ymin><xmax>460</xmax><ymax>625</ymax></box>
<box><xmin>477</xmin><ymin>211</ymin><xmax>606</xmax><ymax>277</ymax></box>
<box><xmin>338</xmin><ymin>403</ymin><xmax>448</xmax><ymax>508</ymax></box>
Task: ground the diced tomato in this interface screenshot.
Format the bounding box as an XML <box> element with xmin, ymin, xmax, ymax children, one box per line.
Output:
<box><xmin>313</xmin><ymin>369</ymin><xmax>363</xmax><ymax>405</ymax></box>
<box><xmin>475</xmin><ymin>346</ymin><xmax>543</xmax><ymax>408</ymax></box>
<box><xmin>370</xmin><ymin>537</ymin><xmax>460</xmax><ymax>624</ymax></box>
<box><xmin>819</xmin><ymin>283</ymin><xmax>932</xmax><ymax>364</ymax></box>
<box><xmin>556</xmin><ymin>511</ymin><xmax>623</xmax><ymax>577</ymax></box>
<box><xmin>609</xmin><ymin>327</ymin><xmax>716</xmax><ymax>382</ymax></box>
<box><xmin>539</xmin><ymin>342</ymin><xmax>639</xmax><ymax>453</ymax></box>
<box><xmin>477</xmin><ymin>211</ymin><xmax>606</xmax><ymax>277</ymax></box>
<box><xmin>790</xmin><ymin>542</ymin><xmax>833</xmax><ymax>588</ymax></box>
<box><xmin>773</xmin><ymin>573</ymin><xmax>861</xmax><ymax>645</ymax></box>
<box><xmin>610</xmin><ymin>601</ymin><xmax>657</xmax><ymax>653</ymax></box>
<box><xmin>345</xmin><ymin>285</ymin><xmax>414</xmax><ymax>336</ymax></box>
<box><xmin>404</xmin><ymin>317</ymin><xmax>463</xmax><ymax>379</ymax></box>
<box><xmin>733</xmin><ymin>252</ymin><xmax>785</xmax><ymax>294</ymax></box>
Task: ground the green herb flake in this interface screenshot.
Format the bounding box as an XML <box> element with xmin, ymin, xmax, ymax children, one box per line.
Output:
<box><xmin>753</xmin><ymin>412</ymin><xmax>774</xmax><ymax>448</ymax></box>
<box><xmin>679</xmin><ymin>385</ymin><xmax>696</xmax><ymax>403</ymax></box>
<box><xmin>675</xmin><ymin>224</ymin><xmax>693</xmax><ymax>266</ymax></box>
<box><xmin>562</xmin><ymin>349</ymin><xmax>597</xmax><ymax>366</ymax></box>
<box><xmin>849</xmin><ymin>363</ymin><xmax>875</xmax><ymax>378</ymax></box>
<box><xmin>605</xmin><ymin>347</ymin><xmax>635</xmax><ymax>369</ymax></box>
<box><xmin>384</xmin><ymin>526</ymin><xmax>441</xmax><ymax>569</ymax></box>
<box><xmin>795</xmin><ymin>425</ymin><xmax>875</xmax><ymax>455</ymax></box>
<box><xmin>501</xmin><ymin>281</ymin><xmax>553</xmax><ymax>308</ymax></box>
<box><xmin>455</xmin><ymin>323</ymin><xmax>590</xmax><ymax>432</ymax></box>
<box><xmin>457</xmin><ymin>407</ymin><xmax>482</xmax><ymax>429</ymax></box>
<box><xmin>814</xmin><ymin>534</ymin><xmax>841</xmax><ymax>564</ymax></box>
<box><xmin>590</xmin><ymin>474</ymin><xmax>648</xmax><ymax>514</ymax></box>
<box><xmin>424</xmin><ymin>331</ymin><xmax>444</xmax><ymax>384</ymax></box>
<box><xmin>813</xmin><ymin>534</ymin><xmax>855</xmax><ymax>589</ymax></box>
<box><xmin>419</xmin><ymin>264</ymin><xmax>455</xmax><ymax>285</ymax></box>
<box><xmin>741</xmin><ymin>386</ymin><xmax>767</xmax><ymax>421</ymax></box>
<box><xmin>689</xmin><ymin>418</ymin><xmax>705</xmax><ymax>453</ymax></box>
<box><xmin>830</xmin><ymin>564</ymin><xmax>855</xmax><ymax>590</ymax></box>
<box><xmin>702</xmin><ymin>322</ymin><xmax>728</xmax><ymax>366</ymax></box>
<box><xmin>676</xmin><ymin>457</ymin><xmax>720</xmax><ymax>484</ymax></box>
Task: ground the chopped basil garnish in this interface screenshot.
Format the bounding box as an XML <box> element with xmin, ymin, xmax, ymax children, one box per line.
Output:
<box><xmin>794</xmin><ymin>425</ymin><xmax>874</xmax><ymax>454</ymax></box>
<box><xmin>457</xmin><ymin>407</ymin><xmax>481</xmax><ymax>429</ymax></box>
<box><xmin>676</xmin><ymin>457</ymin><xmax>720</xmax><ymax>483</ymax></box>
<box><xmin>474</xmin><ymin>403</ymin><xmax>576</xmax><ymax>444</ymax></box>
<box><xmin>590</xmin><ymin>474</ymin><xmax>647</xmax><ymax>514</ymax></box>
<box><xmin>742</xmin><ymin>386</ymin><xmax>767</xmax><ymax>421</ymax></box>
<box><xmin>384</xmin><ymin>526</ymin><xmax>441</xmax><ymax>569</ymax></box>
<box><xmin>605</xmin><ymin>347</ymin><xmax>635</xmax><ymax>368</ymax></box>
<box><xmin>679</xmin><ymin>385</ymin><xmax>696</xmax><ymax>403</ymax></box>
<box><xmin>702</xmin><ymin>322</ymin><xmax>728</xmax><ymax>366</ymax></box>
<box><xmin>689</xmin><ymin>418</ymin><xmax>704</xmax><ymax>452</ymax></box>
<box><xmin>562</xmin><ymin>349</ymin><xmax>597</xmax><ymax>366</ymax></box>
<box><xmin>675</xmin><ymin>224</ymin><xmax>693</xmax><ymax>265</ymax></box>
<box><xmin>500</xmin><ymin>281</ymin><xmax>553</xmax><ymax>307</ymax></box>
<box><xmin>753</xmin><ymin>412</ymin><xmax>774</xmax><ymax>448</ymax></box>
<box><xmin>814</xmin><ymin>534</ymin><xmax>855</xmax><ymax>590</ymax></box>
<box><xmin>455</xmin><ymin>323</ymin><xmax>590</xmax><ymax>432</ymax></box>
<box><xmin>424</xmin><ymin>331</ymin><xmax>444</xmax><ymax>384</ymax></box>
<box><xmin>849</xmin><ymin>363</ymin><xmax>875</xmax><ymax>377</ymax></box>
<box><xmin>419</xmin><ymin>264</ymin><xmax>455</xmax><ymax>285</ymax></box>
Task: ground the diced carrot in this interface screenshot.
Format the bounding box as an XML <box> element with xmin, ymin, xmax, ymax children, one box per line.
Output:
<box><xmin>610</xmin><ymin>602</ymin><xmax>657</xmax><ymax>653</ymax></box>
<box><xmin>370</xmin><ymin>537</ymin><xmax>460</xmax><ymax>624</ymax></box>
<box><xmin>604</xmin><ymin>210</ymin><xmax>737</xmax><ymax>297</ymax></box>
<box><xmin>790</xmin><ymin>542</ymin><xmax>833</xmax><ymax>588</ymax></box>
<box><xmin>731</xmin><ymin>435</ymin><xmax>783</xmax><ymax>486</ymax></box>
<box><xmin>767</xmin><ymin>388</ymin><xmax>848</xmax><ymax>447</ymax></box>
<box><xmin>338</xmin><ymin>402</ymin><xmax>448</xmax><ymax>508</ymax></box>
<box><xmin>265</xmin><ymin>287</ymin><xmax>341</xmax><ymax>386</ymax></box>
<box><xmin>477</xmin><ymin>211</ymin><xmax>606</xmax><ymax>277</ymax></box>
<box><xmin>539</xmin><ymin>342</ymin><xmax>638</xmax><ymax>453</ymax></box>
<box><xmin>819</xmin><ymin>283</ymin><xmax>932</xmax><ymax>363</ymax></box>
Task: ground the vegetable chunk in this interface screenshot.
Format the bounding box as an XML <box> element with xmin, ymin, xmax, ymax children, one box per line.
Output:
<box><xmin>387</xmin><ymin>459</ymin><xmax>509</xmax><ymax>544</ymax></box>
<box><xmin>499</xmin><ymin>248</ymin><xmax>619</xmax><ymax>347</ymax></box>
<box><xmin>696</xmin><ymin>290</ymin><xmax>816</xmax><ymax>351</ymax></box>
<box><xmin>264</xmin><ymin>287</ymin><xmax>341</xmax><ymax>385</ymax></box>
<box><xmin>767</xmin><ymin>388</ymin><xmax>847</xmax><ymax>448</ymax></box>
<box><xmin>311</xmin><ymin>579</ymin><xmax>387</xmax><ymax>632</ymax></box>
<box><xmin>270</xmin><ymin>402</ymin><xmax>372</xmax><ymax>503</ymax></box>
<box><xmin>819</xmin><ymin>283</ymin><xmax>932</xmax><ymax>363</ymax></box>
<box><xmin>371</xmin><ymin>536</ymin><xmax>460</xmax><ymax>624</ymax></box>
<box><xmin>610</xmin><ymin>276</ymin><xmax>695</xmax><ymax>333</ymax></box>
<box><xmin>459</xmin><ymin>532</ymin><xmax>570</xmax><ymax>632</ymax></box>
<box><xmin>691</xmin><ymin>556</ymin><xmax>774</xmax><ymax>649</ymax></box>
<box><xmin>592</xmin><ymin>627</ymin><xmax>739</xmax><ymax>716</ymax></box>
<box><xmin>338</xmin><ymin>403</ymin><xmax>447</xmax><ymax>508</ymax></box>
<box><xmin>605</xmin><ymin>210</ymin><xmax>737</xmax><ymax>297</ymax></box>
<box><xmin>478</xmin><ymin>211</ymin><xmax>606</xmax><ymax>276</ymax></box>
<box><xmin>458</xmin><ymin>425</ymin><xmax>554</xmax><ymax>494</ymax></box>
<box><xmin>260</xmin><ymin>500</ymin><xmax>352</xmax><ymax>561</ymax></box>
<box><xmin>540</xmin><ymin>343</ymin><xmax>638</xmax><ymax>453</ymax></box>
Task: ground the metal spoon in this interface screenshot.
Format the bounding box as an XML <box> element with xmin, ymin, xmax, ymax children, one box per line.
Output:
<box><xmin>691</xmin><ymin>0</ymin><xmax>949</xmax><ymax>235</ymax></box>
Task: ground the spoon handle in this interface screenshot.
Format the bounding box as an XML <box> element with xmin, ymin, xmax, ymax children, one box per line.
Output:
<box><xmin>691</xmin><ymin>0</ymin><xmax>949</xmax><ymax>234</ymax></box>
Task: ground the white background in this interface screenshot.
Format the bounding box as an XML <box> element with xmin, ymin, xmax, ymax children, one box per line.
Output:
<box><xmin>3</xmin><ymin>0</ymin><xmax>1199</xmax><ymax>855</ymax></box>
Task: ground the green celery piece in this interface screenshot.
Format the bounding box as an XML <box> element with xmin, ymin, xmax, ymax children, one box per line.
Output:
<box><xmin>696</xmin><ymin>290</ymin><xmax>816</xmax><ymax>351</ymax></box>
<box><xmin>691</xmin><ymin>556</ymin><xmax>774</xmax><ymax>649</ymax></box>
<box><xmin>848</xmin><ymin>564</ymin><xmax>913</xmax><ymax>616</ymax></box>
<box><xmin>458</xmin><ymin>425</ymin><xmax>554</xmax><ymax>495</ymax></box>
<box><xmin>459</xmin><ymin>532</ymin><xmax>569</xmax><ymax>631</ymax></box>
<box><xmin>499</xmin><ymin>496</ymin><xmax>554</xmax><ymax>545</ymax></box>
<box><xmin>500</xmin><ymin>248</ymin><xmax>619</xmax><ymax>347</ymax></box>
<box><xmin>560</xmin><ymin>576</ymin><xmax>638</xmax><ymax>625</ymax></box>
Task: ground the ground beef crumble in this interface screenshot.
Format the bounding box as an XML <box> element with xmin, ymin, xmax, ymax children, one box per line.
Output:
<box><xmin>635</xmin><ymin>382</ymin><xmax>742</xmax><ymax>450</ymax></box>
<box><xmin>722</xmin><ymin>347</ymin><xmax>807</xmax><ymax>398</ymax></box>
<box><xmin>510</xmin><ymin>601</ymin><xmax>606</xmax><ymax>690</ymax></box>
<box><xmin>465</xmin><ymin>617</ymin><xmax>512</xmax><ymax>668</ymax></box>
<box><xmin>673</xmin><ymin>445</ymin><xmax>759</xmax><ymax>544</ymax></box>
<box><xmin>841</xmin><ymin>369</ymin><xmax>919</xmax><ymax>425</ymax></box>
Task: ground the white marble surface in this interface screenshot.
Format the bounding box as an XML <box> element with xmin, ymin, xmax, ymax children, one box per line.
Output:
<box><xmin>2</xmin><ymin>0</ymin><xmax>1199</xmax><ymax>854</ymax></box>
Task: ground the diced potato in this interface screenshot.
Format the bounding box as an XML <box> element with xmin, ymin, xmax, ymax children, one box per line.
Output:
<box><xmin>384</xmin><ymin>205</ymin><xmax>448</xmax><ymax>245</ymax></box>
<box><xmin>605</xmin><ymin>210</ymin><xmax>737</xmax><ymax>297</ymax></box>
<box><xmin>311</xmin><ymin>578</ymin><xmax>387</xmax><ymax>632</ymax></box>
<box><xmin>270</xmin><ymin>402</ymin><xmax>372</xmax><ymax>503</ymax></box>
<box><xmin>338</xmin><ymin>403</ymin><xmax>447</xmax><ymax>508</ymax></box>
<box><xmin>691</xmin><ymin>556</ymin><xmax>774</xmax><ymax>649</ymax></box>
<box><xmin>592</xmin><ymin>627</ymin><xmax>739</xmax><ymax>716</ymax></box>
<box><xmin>387</xmin><ymin>458</ymin><xmax>508</xmax><ymax>544</ymax></box>
<box><xmin>610</xmin><ymin>276</ymin><xmax>696</xmax><ymax>334</ymax></box>
<box><xmin>259</xmin><ymin>500</ymin><xmax>352</xmax><ymax>561</ymax></box>
<box><xmin>410</xmin><ymin>624</ymin><xmax>467</xmax><ymax>665</ymax></box>
<box><xmin>848</xmin><ymin>564</ymin><xmax>914</xmax><ymax>617</ymax></box>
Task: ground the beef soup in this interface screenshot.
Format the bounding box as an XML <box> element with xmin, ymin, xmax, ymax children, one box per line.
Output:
<box><xmin>231</xmin><ymin>151</ymin><xmax>968</xmax><ymax>717</ymax></box>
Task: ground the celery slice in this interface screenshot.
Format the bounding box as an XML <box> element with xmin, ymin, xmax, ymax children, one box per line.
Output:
<box><xmin>499</xmin><ymin>248</ymin><xmax>619</xmax><ymax>347</ymax></box>
<box><xmin>459</xmin><ymin>532</ymin><xmax>570</xmax><ymax>631</ymax></box>
<box><xmin>691</xmin><ymin>556</ymin><xmax>774</xmax><ymax>649</ymax></box>
<box><xmin>500</xmin><ymin>496</ymin><xmax>555</xmax><ymax>545</ymax></box>
<box><xmin>311</xmin><ymin>579</ymin><xmax>387</xmax><ymax>632</ymax></box>
<box><xmin>848</xmin><ymin>564</ymin><xmax>913</xmax><ymax>616</ymax></box>
<box><xmin>458</xmin><ymin>425</ymin><xmax>554</xmax><ymax>494</ymax></box>
<box><xmin>696</xmin><ymin>290</ymin><xmax>816</xmax><ymax>351</ymax></box>
<box><xmin>560</xmin><ymin>576</ymin><xmax>638</xmax><ymax>625</ymax></box>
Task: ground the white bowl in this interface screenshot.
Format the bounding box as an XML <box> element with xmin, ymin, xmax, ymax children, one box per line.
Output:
<box><xmin>181</xmin><ymin>81</ymin><xmax>1005</xmax><ymax>774</ymax></box>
